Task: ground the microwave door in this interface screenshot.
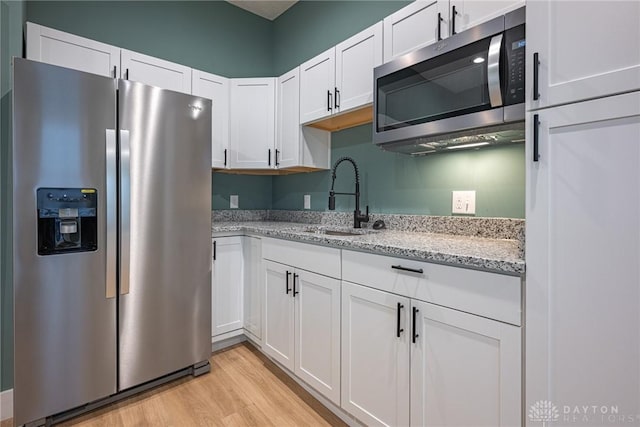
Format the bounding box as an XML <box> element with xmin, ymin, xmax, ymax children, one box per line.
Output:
<box><xmin>376</xmin><ymin>36</ymin><xmax>496</xmax><ymax>134</ymax></box>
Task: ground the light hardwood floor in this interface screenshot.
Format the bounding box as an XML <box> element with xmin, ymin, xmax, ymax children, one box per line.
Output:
<box><xmin>2</xmin><ymin>342</ymin><xmax>347</xmax><ymax>426</ymax></box>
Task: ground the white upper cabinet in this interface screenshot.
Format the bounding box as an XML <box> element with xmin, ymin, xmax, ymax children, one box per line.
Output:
<box><xmin>300</xmin><ymin>22</ymin><xmax>383</xmax><ymax>124</ymax></box>
<box><xmin>192</xmin><ymin>70</ymin><xmax>230</xmax><ymax>169</ymax></box>
<box><xmin>26</xmin><ymin>22</ymin><xmax>120</xmax><ymax>78</ymax></box>
<box><xmin>121</xmin><ymin>49</ymin><xmax>191</xmax><ymax>94</ymax></box>
<box><xmin>276</xmin><ymin>68</ymin><xmax>302</xmax><ymax>169</ymax></box>
<box><xmin>383</xmin><ymin>1</ymin><xmax>442</xmax><ymax>62</ymax></box>
<box><xmin>299</xmin><ymin>48</ymin><xmax>336</xmax><ymax>124</ymax></box>
<box><xmin>229</xmin><ymin>78</ymin><xmax>276</xmax><ymax>169</ymax></box>
<box><xmin>335</xmin><ymin>22</ymin><xmax>383</xmax><ymax>113</ymax></box>
<box><xmin>448</xmin><ymin>0</ymin><xmax>524</xmax><ymax>34</ymax></box>
<box><xmin>26</xmin><ymin>23</ymin><xmax>193</xmax><ymax>95</ymax></box>
<box><xmin>526</xmin><ymin>0</ymin><xmax>640</xmax><ymax>110</ymax></box>
<box><xmin>383</xmin><ymin>0</ymin><xmax>524</xmax><ymax>63</ymax></box>
<box><xmin>277</xmin><ymin>68</ymin><xmax>331</xmax><ymax>170</ymax></box>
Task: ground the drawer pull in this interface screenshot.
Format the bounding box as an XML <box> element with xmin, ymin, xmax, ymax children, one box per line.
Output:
<box><xmin>391</xmin><ymin>265</ymin><xmax>423</xmax><ymax>274</ymax></box>
<box><xmin>396</xmin><ymin>302</ymin><xmax>404</xmax><ymax>338</ymax></box>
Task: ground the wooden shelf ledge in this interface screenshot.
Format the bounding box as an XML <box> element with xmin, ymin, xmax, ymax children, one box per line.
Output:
<box><xmin>305</xmin><ymin>104</ymin><xmax>373</xmax><ymax>132</ymax></box>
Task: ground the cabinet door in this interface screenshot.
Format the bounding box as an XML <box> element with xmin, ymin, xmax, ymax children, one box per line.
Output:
<box><xmin>448</xmin><ymin>0</ymin><xmax>524</xmax><ymax>35</ymax></box>
<box><xmin>383</xmin><ymin>1</ymin><xmax>443</xmax><ymax>62</ymax></box>
<box><xmin>526</xmin><ymin>93</ymin><xmax>640</xmax><ymax>419</ymax></box>
<box><xmin>341</xmin><ymin>281</ymin><xmax>410</xmax><ymax>427</ymax></box>
<box><xmin>212</xmin><ymin>237</ymin><xmax>244</xmax><ymax>337</ymax></box>
<box><xmin>243</xmin><ymin>236</ymin><xmax>262</xmax><ymax>343</ymax></box>
<box><xmin>526</xmin><ymin>1</ymin><xmax>640</xmax><ymax>110</ymax></box>
<box><xmin>229</xmin><ymin>78</ymin><xmax>276</xmax><ymax>169</ymax></box>
<box><xmin>121</xmin><ymin>49</ymin><xmax>191</xmax><ymax>94</ymax></box>
<box><xmin>192</xmin><ymin>70</ymin><xmax>230</xmax><ymax>169</ymax></box>
<box><xmin>276</xmin><ymin>68</ymin><xmax>301</xmax><ymax>169</ymax></box>
<box><xmin>299</xmin><ymin>48</ymin><xmax>335</xmax><ymax>124</ymax></box>
<box><xmin>294</xmin><ymin>270</ymin><xmax>341</xmax><ymax>405</ymax></box>
<box><xmin>263</xmin><ymin>260</ymin><xmax>295</xmax><ymax>371</ymax></box>
<box><xmin>335</xmin><ymin>22</ymin><xmax>383</xmax><ymax>113</ymax></box>
<box><xmin>410</xmin><ymin>300</ymin><xmax>521</xmax><ymax>426</ymax></box>
<box><xmin>26</xmin><ymin>22</ymin><xmax>120</xmax><ymax>78</ymax></box>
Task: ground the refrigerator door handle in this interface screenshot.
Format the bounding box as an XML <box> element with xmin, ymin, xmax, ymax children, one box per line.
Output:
<box><xmin>105</xmin><ymin>129</ymin><xmax>117</xmax><ymax>299</ymax></box>
<box><xmin>120</xmin><ymin>129</ymin><xmax>131</xmax><ymax>295</ymax></box>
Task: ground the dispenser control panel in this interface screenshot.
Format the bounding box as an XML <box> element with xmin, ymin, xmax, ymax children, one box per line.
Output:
<box><xmin>37</xmin><ymin>188</ymin><xmax>98</xmax><ymax>255</ymax></box>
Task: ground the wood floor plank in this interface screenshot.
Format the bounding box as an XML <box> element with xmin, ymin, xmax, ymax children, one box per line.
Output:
<box><xmin>3</xmin><ymin>342</ymin><xmax>347</xmax><ymax>427</ymax></box>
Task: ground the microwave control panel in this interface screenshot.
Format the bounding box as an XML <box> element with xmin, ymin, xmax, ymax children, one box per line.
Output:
<box><xmin>504</xmin><ymin>24</ymin><xmax>525</xmax><ymax>106</ymax></box>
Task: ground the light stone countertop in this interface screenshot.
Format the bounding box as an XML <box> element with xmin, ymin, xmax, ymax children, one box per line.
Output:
<box><xmin>211</xmin><ymin>220</ymin><xmax>525</xmax><ymax>276</ymax></box>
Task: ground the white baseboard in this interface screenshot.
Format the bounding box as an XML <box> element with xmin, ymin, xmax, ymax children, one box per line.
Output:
<box><xmin>0</xmin><ymin>388</ymin><xmax>13</xmax><ymax>421</ymax></box>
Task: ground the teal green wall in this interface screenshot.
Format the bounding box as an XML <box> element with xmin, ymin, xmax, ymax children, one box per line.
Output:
<box><xmin>212</xmin><ymin>173</ymin><xmax>272</xmax><ymax>210</ymax></box>
<box><xmin>272</xmin><ymin>0</ymin><xmax>410</xmax><ymax>76</ymax></box>
<box><xmin>272</xmin><ymin>125</ymin><xmax>525</xmax><ymax>217</ymax></box>
<box><xmin>26</xmin><ymin>1</ymin><xmax>274</xmax><ymax>77</ymax></box>
<box><xmin>1</xmin><ymin>0</ymin><xmax>26</xmax><ymax>392</ymax></box>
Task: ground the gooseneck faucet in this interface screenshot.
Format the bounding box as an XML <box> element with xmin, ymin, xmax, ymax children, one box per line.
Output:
<box><xmin>328</xmin><ymin>157</ymin><xmax>370</xmax><ymax>228</ymax></box>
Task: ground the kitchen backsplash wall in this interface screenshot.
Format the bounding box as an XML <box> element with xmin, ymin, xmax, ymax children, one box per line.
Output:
<box><xmin>212</xmin><ymin>173</ymin><xmax>272</xmax><ymax>210</ymax></box>
<box><xmin>272</xmin><ymin>125</ymin><xmax>526</xmax><ymax>218</ymax></box>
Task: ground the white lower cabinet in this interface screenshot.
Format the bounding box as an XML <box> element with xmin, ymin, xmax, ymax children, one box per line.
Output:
<box><xmin>341</xmin><ymin>252</ymin><xmax>521</xmax><ymax>427</ymax></box>
<box><xmin>341</xmin><ymin>281</ymin><xmax>411</xmax><ymax>426</ymax></box>
<box><xmin>243</xmin><ymin>236</ymin><xmax>262</xmax><ymax>343</ymax></box>
<box><xmin>263</xmin><ymin>258</ymin><xmax>341</xmax><ymax>405</ymax></box>
<box><xmin>263</xmin><ymin>260</ymin><xmax>294</xmax><ymax>366</ymax></box>
<box><xmin>211</xmin><ymin>237</ymin><xmax>244</xmax><ymax>338</ymax></box>
<box><xmin>411</xmin><ymin>300</ymin><xmax>521</xmax><ymax>427</ymax></box>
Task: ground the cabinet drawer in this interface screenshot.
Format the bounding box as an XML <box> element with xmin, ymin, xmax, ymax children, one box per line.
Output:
<box><xmin>342</xmin><ymin>250</ymin><xmax>521</xmax><ymax>326</ymax></box>
<box><xmin>263</xmin><ymin>238</ymin><xmax>341</xmax><ymax>278</ymax></box>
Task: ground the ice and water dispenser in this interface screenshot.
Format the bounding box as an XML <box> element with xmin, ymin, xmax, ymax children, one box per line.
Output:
<box><xmin>37</xmin><ymin>188</ymin><xmax>98</xmax><ymax>255</ymax></box>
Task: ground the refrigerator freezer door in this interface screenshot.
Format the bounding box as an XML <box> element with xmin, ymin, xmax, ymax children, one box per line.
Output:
<box><xmin>12</xmin><ymin>58</ymin><xmax>117</xmax><ymax>425</ymax></box>
<box><xmin>117</xmin><ymin>80</ymin><xmax>212</xmax><ymax>390</ymax></box>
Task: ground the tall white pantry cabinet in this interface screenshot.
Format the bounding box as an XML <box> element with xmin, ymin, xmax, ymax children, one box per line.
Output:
<box><xmin>525</xmin><ymin>1</ymin><xmax>640</xmax><ymax>424</ymax></box>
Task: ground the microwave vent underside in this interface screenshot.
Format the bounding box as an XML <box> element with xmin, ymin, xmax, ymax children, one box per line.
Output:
<box><xmin>378</xmin><ymin>122</ymin><xmax>525</xmax><ymax>156</ymax></box>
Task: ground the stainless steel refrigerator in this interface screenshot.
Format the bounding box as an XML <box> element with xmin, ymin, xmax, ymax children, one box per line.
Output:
<box><xmin>12</xmin><ymin>58</ymin><xmax>212</xmax><ymax>426</ymax></box>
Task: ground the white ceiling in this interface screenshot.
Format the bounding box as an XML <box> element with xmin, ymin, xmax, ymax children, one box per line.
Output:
<box><xmin>226</xmin><ymin>0</ymin><xmax>298</xmax><ymax>21</ymax></box>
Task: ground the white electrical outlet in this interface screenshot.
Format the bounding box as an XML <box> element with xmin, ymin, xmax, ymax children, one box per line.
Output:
<box><xmin>230</xmin><ymin>195</ymin><xmax>239</xmax><ymax>209</ymax></box>
<box><xmin>452</xmin><ymin>191</ymin><xmax>476</xmax><ymax>215</ymax></box>
<box><xmin>304</xmin><ymin>194</ymin><xmax>311</xmax><ymax>210</ymax></box>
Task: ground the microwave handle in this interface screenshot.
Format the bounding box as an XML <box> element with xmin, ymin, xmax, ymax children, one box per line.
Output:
<box><xmin>487</xmin><ymin>33</ymin><xmax>503</xmax><ymax>108</ymax></box>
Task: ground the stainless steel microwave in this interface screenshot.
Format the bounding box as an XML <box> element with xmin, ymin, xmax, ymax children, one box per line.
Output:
<box><xmin>373</xmin><ymin>7</ymin><xmax>525</xmax><ymax>155</ymax></box>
